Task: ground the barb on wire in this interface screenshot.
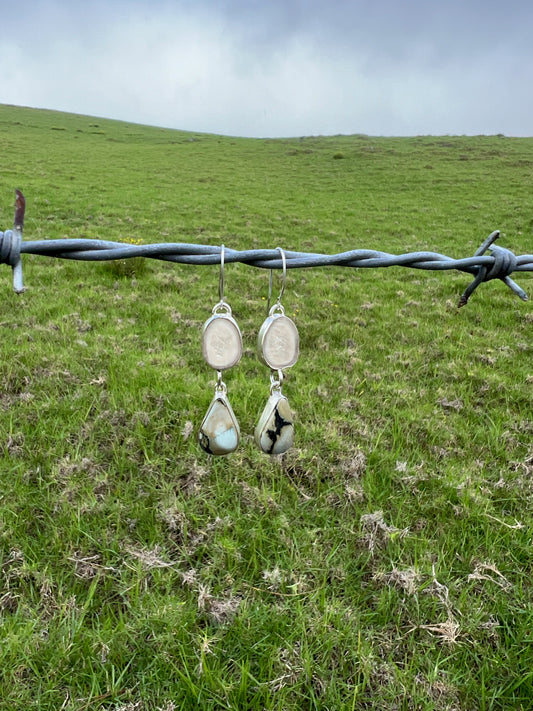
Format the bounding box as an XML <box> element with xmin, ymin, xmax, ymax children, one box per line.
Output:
<box><xmin>0</xmin><ymin>191</ymin><xmax>531</xmax><ymax>305</ymax></box>
<box><xmin>457</xmin><ymin>230</ymin><xmax>527</xmax><ymax>307</ymax></box>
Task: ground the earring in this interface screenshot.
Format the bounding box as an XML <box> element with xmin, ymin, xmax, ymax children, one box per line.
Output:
<box><xmin>198</xmin><ymin>245</ymin><xmax>242</xmax><ymax>455</ymax></box>
<box><xmin>255</xmin><ymin>247</ymin><xmax>299</xmax><ymax>455</ymax></box>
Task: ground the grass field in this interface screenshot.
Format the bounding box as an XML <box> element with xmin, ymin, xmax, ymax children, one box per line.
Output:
<box><xmin>0</xmin><ymin>104</ymin><xmax>532</xmax><ymax>710</ymax></box>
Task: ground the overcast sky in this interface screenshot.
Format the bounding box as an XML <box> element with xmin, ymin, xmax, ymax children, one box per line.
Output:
<box><xmin>1</xmin><ymin>0</ymin><xmax>531</xmax><ymax>137</ymax></box>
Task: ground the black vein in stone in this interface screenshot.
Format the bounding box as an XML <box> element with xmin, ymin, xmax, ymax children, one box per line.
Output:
<box><xmin>199</xmin><ymin>432</ymin><xmax>213</xmax><ymax>455</ymax></box>
<box><xmin>265</xmin><ymin>406</ymin><xmax>291</xmax><ymax>454</ymax></box>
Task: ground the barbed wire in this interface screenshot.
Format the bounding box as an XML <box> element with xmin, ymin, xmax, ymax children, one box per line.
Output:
<box><xmin>1</xmin><ymin>191</ymin><xmax>531</xmax><ymax>306</ymax></box>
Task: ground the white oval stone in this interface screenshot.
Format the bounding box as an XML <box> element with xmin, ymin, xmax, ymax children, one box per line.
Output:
<box><xmin>257</xmin><ymin>314</ymin><xmax>299</xmax><ymax>370</ymax></box>
<box><xmin>199</xmin><ymin>395</ymin><xmax>240</xmax><ymax>455</ymax></box>
<box><xmin>202</xmin><ymin>314</ymin><xmax>242</xmax><ymax>370</ymax></box>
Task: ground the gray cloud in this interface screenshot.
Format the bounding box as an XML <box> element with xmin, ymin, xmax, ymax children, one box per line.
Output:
<box><xmin>0</xmin><ymin>0</ymin><xmax>531</xmax><ymax>136</ymax></box>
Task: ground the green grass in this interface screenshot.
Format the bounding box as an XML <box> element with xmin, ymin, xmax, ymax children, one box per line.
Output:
<box><xmin>0</xmin><ymin>104</ymin><xmax>532</xmax><ymax>710</ymax></box>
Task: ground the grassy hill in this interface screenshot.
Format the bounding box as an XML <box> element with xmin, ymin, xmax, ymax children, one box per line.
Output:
<box><xmin>0</xmin><ymin>104</ymin><xmax>532</xmax><ymax>710</ymax></box>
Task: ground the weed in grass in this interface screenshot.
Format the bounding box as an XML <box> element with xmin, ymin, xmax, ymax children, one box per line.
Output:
<box><xmin>104</xmin><ymin>236</ymin><xmax>148</xmax><ymax>279</ymax></box>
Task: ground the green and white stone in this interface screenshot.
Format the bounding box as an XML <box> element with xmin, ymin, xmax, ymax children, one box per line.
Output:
<box><xmin>199</xmin><ymin>393</ymin><xmax>240</xmax><ymax>455</ymax></box>
<box><xmin>255</xmin><ymin>391</ymin><xmax>294</xmax><ymax>455</ymax></box>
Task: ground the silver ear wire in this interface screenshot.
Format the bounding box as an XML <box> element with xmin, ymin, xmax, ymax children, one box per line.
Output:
<box><xmin>219</xmin><ymin>244</ymin><xmax>225</xmax><ymax>304</ymax></box>
<box><xmin>267</xmin><ymin>246</ymin><xmax>286</xmax><ymax>314</ymax></box>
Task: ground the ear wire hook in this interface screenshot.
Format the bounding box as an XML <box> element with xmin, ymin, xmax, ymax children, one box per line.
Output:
<box><xmin>219</xmin><ymin>244</ymin><xmax>225</xmax><ymax>304</ymax></box>
<box><xmin>267</xmin><ymin>247</ymin><xmax>287</xmax><ymax>314</ymax></box>
<box><xmin>212</xmin><ymin>244</ymin><xmax>233</xmax><ymax>316</ymax></box>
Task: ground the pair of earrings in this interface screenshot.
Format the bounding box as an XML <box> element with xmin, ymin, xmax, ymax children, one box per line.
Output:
<box><xmin>198</xmin><ymin>246</ymin><xmax>299</xmax><ymax>456</ymax></box>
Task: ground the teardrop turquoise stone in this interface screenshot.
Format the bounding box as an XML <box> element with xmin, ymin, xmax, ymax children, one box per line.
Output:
<box><xmin>199</xmin><ymin>395</ymin><xmax>240</xmax><ymax>455</ymax></box>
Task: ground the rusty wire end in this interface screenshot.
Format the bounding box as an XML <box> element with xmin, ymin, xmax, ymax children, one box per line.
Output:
<box><xmin>14</xmin><ymin>190</ymin><xmax>26</xmax><ymax>233</ymax></box>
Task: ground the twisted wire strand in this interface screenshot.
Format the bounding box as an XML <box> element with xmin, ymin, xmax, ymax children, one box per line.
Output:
<box><xmin>0</xmin><ymin>191</ymin><xmax>531</xmax><ymax>305</ymax></box>
<box><xmin>12</xmin><ymin>238</ymin><xmax>533</xmax><ymax>272</ymax></box>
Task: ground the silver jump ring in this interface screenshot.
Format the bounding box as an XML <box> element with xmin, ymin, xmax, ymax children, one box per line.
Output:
<box><xmin>269</xmin><ymin>369</ymin><xmax>284</xmax><ymax>393</ymax></box>
<box><xmin>215</xmin><ymin>371</ymin><xmax>227</xmax><ymax>394</ymax></box>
